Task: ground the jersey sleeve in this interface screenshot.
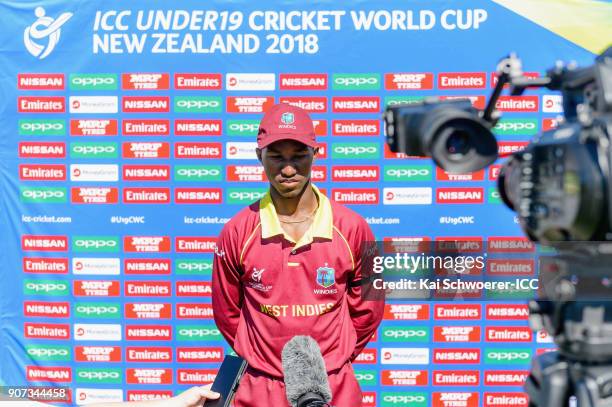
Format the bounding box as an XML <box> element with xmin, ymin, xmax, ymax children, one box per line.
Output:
<box><xmin>347</xmin><ymin>218</ymin><xmax>384</xmax><ymax>360</ymax></box>
<box><xmin>211</xmin><ymin>224</ymin><xmax>244</xmax><ymax>349</ymax></box>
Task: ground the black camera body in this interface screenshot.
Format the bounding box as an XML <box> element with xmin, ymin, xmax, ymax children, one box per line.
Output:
<box><xmin>384</xmin><ymin>47</ymin><xmax>612</xmax><ymax>406</ymax></box>
<box><xmin>385</xmin><ymin>47</ymin><xmax>612</xmax><ymax>245</ymax></box>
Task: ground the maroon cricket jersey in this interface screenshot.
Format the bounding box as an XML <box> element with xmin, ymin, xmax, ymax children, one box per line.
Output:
<box><xmin>212</xmin><ymin>185</ymin><xmax>383</xmax><ymax>378</ymax></box>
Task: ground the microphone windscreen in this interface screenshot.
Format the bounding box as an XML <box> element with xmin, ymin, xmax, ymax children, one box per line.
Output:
<box><xmin>281</xmin><ymin>335</ymin><xmax>332</xmax><ymax>407</ymax></box>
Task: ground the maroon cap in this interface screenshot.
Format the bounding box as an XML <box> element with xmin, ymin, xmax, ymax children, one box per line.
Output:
<box><xmin>257</xmin><ymin>103</ymin><xmax>317</xmax><ymax>149</ymax></box>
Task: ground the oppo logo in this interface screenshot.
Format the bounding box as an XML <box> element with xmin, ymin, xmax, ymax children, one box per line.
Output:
<box><xmin>178</xmin><ymin>328</ymin><xmax>219</xmax><ymax>337</ymax></box>
<box><xmin>384</xmin><ymin>329</ymin><xmax>427</xmax><ymax>339</ymax></box>
<box><xmin>73</xmin><ymin>77</ymin><xmax>114</xmax><ymax>86</ymax></box>
<box><xmin>489</xmin><ymin>351</ymin><xmax>530</xmax><ymax>361</ymax></box>
<box><xmin>177</xmin><ymin>168</ymin><xmax>220</xmax><ymax>177</ymax></box>
<box><xmin>73</xmin><ymin>146</ymin><xmax>115</xmax><ymax>154</ymax></box>
<box><xmin>383</xmin><ymin>395</ymin><xmax>426</xmax><ymax>403</ymax></box>
<box><xmin>335</xmin><ymin>77</ymin><xmax>377</xmax><ymax>86</ymax></box>
<box><xmin>386</xmin><ymin>169</ymin><xmax>429</xmax><ymax>177</ymax></box>
<box><xmin>176</xmin><ymin>100</ymin><xmax>220</xmax><ymax>109</ymax></box>
<box><xmin>76</xmin><ymin>305</ymin><xmax>119</xmax><ymax>315</ymax></box>
<box><xmin>229</xmin><ymin>191</ymin><xmax>265</xmax><ymax>201</ymax></box>
<box><xmin>75</xmin><ymin>239</ymin><xmax>117</xmax><ymax>249</ymax></box>
<box><xmin>23</xmin><ymin>190</ymin><xmax>64</xmax><ymax>199</ymax></box>
<box><xmin>355</xmin><ymin>373</ymin><xmax>374</xmax><ymax>381</ymax></box>
<box><xmin>334</xmin><ymin>146</ymin><xmax>376</xmax><ymax>155</ymax></box>
<box><xmin>229</xmin><ymin>123</ymin><xmax>258</xmax><ymax>132</ymax></box>
<box><xmin>27</xmin><ymin>348</ymin><xmax>69</xmax><ymax>357</ymax></box>
<box><xmin>25</xmin><ymin>282</ymin><xmax>67</xmax><ymax>292</ymax></box>
<box><xmin>78</xmin><ymin>371</ymin><xmax>120</xmax><ymax>380</ymax></box>
<box><xmin>21</xmin><ymin>123</ymin><xmax>63</xmax><ymax>131</ymax></box>
<box><xmin>178</xmin><ymin>262</ymin><xmax>212</xmax><ymax>272</ymax></box>
<box><xmin>496</xmin><ymin>122</ymin><xmax>536</xmax><ymax>131</ymax></box>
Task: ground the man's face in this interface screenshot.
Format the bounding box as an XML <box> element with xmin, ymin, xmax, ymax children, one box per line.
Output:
<box><xmin>257</xmin><ymin>140</ymin><xmax>316</xmax><ymax>198</ymax></box>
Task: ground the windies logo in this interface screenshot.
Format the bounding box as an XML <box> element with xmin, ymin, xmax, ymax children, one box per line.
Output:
<box><xmin>281</xmin><ymin>112</ymin><xmax>294</xmax><ymax>125</ymax></box>
<box><xmin>24</xmin><ymin>7</ymin><xmax>72</xmax><ymax>60</ymax></box>
<box><xmin>316</xmin><ymin>264</ymin><xmax>335</xmax><ymax>288</ymax></box>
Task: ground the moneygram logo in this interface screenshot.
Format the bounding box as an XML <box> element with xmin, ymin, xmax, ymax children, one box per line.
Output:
<box><xmin>71</xmin><ymin>143</ymin><xmax>118</xmax><ymax>158</ymax></box>
<box><xmin>19</xmin><ymin>119</ymin><xmax>65</xmax><ymax>136</ymax></box>
<box><xmin>382</xmin><ymin>327</ymin><xmax>429</xmax><ymax>342</ymax></box>
<box><xmin>226</xmin><ymin>142</ymin><xmax>257</xmax><ymax>159</ymax></box>
<box><xmin>174</xmin><ymin>97</ymin><xmax>222</xmax><ymax>113</ymax></box>
<box><xmin>177</xmin><ymin>325</ymin><xmax>222</xmax><ymax>340</ymax></box>
<box><xmin>69</xmin><ymin>74</ymin><xmax>117</xmax><ymax>90</ymax></box>
<box><xmin>69</xmin><ymin>96</ymin><xmax>118</xmax><ymax>113</ymax></box>
<box><xmin>226</xmin><ymin>188</ymin><xmax>266</xmax><ymax>204</ymax></box>
<box><xmin>71</xmin><ymin>164</ymin><xmax>118</xmax><ymax>182</ymax></box>
<box><xmin>381</xmin><ymin>348</ymin><xmax>429</xmax><ymax>365</ymax></box>
<box><xmin>24</xmin><ymin>7</ymin><xmax>72</xmax><ymax>59</ymax></box>
<box><xmin>21</xmin><ymin>187</ymin><xmax>66</xmax><ymax>203</ymax></box>
<box><xmin>383</xmin><ymin>187</ymin><xmax>432</xmax><ymax>205</ymax></box>
<box><xmin>74</xmin><ymin>323</ymin><xmax>122</xmax><ymax>341</ymax></box>
<box><xmin>493</xmin><ymin>118</ymin><xmax>539</xmax><ymax>135</ymax></box>
<box><xmin>175</xmin><ymin>259</ymin><xmax>213</xmax><ymax>275</ymax></box>
<box><xmin>72</xmin><ymin>236</ymin><xmax>119</xmax><ymax>253</ymax></box>
<box><xmin>332</xmin><ymin>73</ymin><xmax>380</xmax><ymax>90</ymax></box>
<box><xmin>384</xmin><ymin>166</ymin><xmax>432</xmax><ymax>181</ymax></box>
<box><xmin>543</xmin><ymin>94</ymin><xmax>563</xmax><ymax>113</ymax></box>
<box><xmin>76</xmin><ymin>389</ymin><xmax>123</xmax><ymax>404</ymax></box>
<box><xmin>27</xmin><ymin>345</ymin><xmax>71</xmax><ymax>361</ymax></box>
<box><xmin>226</xmin><ymin>73</ymin><xmax>275</xmax><ymax>90</ymax></box>
<box><xmin>331</xmin><ymin>143</ymin><xmax>379</xmax><ymax>159</ymax></box>
<box><xmin>175</xmin><ymin>166</ymin><xmax>222</xmax><ymax>181</ymax></box>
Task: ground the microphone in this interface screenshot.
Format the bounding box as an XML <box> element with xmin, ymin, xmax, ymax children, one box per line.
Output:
<box><xmin>281</xmin><ymin>336</ymin><xmax>333</xmax><ymax>407</ymax></box>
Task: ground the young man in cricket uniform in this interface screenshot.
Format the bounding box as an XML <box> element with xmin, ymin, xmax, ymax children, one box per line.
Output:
<box><xmin>212</xmin><ymin>103</ymin><xmax>384</xmax><ymax>406</ymax></box>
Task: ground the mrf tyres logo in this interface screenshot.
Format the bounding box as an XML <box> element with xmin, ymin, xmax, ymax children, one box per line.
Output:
<box><xmin>24</xmin><ymin>7</ymin><xmax>72</xmax><ymax>59</ymax></box>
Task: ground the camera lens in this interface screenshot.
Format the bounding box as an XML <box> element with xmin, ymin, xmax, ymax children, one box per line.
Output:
<box><xmin>445</xmin><ymin>131</ymin><xmax>472</xmax><ymax>159</ymax></box>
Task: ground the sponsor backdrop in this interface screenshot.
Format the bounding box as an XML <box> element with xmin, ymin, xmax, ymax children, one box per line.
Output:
<box><xmin>0</xmin><ymin>0</ymin><xmax>607</xmax><ymax>405</ymax></box>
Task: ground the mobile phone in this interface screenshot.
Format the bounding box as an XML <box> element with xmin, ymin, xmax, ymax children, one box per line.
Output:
<box><xmin>203</xmin><ymin>354</ymin><xmax>248</xmax><ymax>407</ymax></box>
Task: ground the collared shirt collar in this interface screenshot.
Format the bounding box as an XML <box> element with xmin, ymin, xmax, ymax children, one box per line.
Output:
<box><xmin>259</xmin><ymin>184</ymin><xmax>333</xmax><ymax>247</ymax></box>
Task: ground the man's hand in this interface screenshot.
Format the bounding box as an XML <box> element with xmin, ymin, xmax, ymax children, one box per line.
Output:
<box><xmin>170</xmin><ymin>385</ymin><xmax>221</xmax><ymax>407</ymax></box>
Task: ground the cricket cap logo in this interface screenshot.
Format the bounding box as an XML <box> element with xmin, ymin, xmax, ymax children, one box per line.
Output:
<box><xmin>281</xmin><ymin>112</ymin><xmax>295</xmax><ymax>125</ymax></box>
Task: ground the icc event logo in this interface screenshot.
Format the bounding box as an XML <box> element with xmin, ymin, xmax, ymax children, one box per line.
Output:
<box><xmin>24</xmin><ymin>7</ymin><xmax>72</xmax><ymax>59</ymax></box>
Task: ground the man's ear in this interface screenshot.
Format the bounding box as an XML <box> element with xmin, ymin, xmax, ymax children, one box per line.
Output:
<box><xmin>312</xmin><ymin>147</ymin><xmax>319</xmax><ymax>158</ymax></box>
<box><xmin>256</xmin><ymin>148</ymin><xmax>263</xmax><ymax>163</ymax></box>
